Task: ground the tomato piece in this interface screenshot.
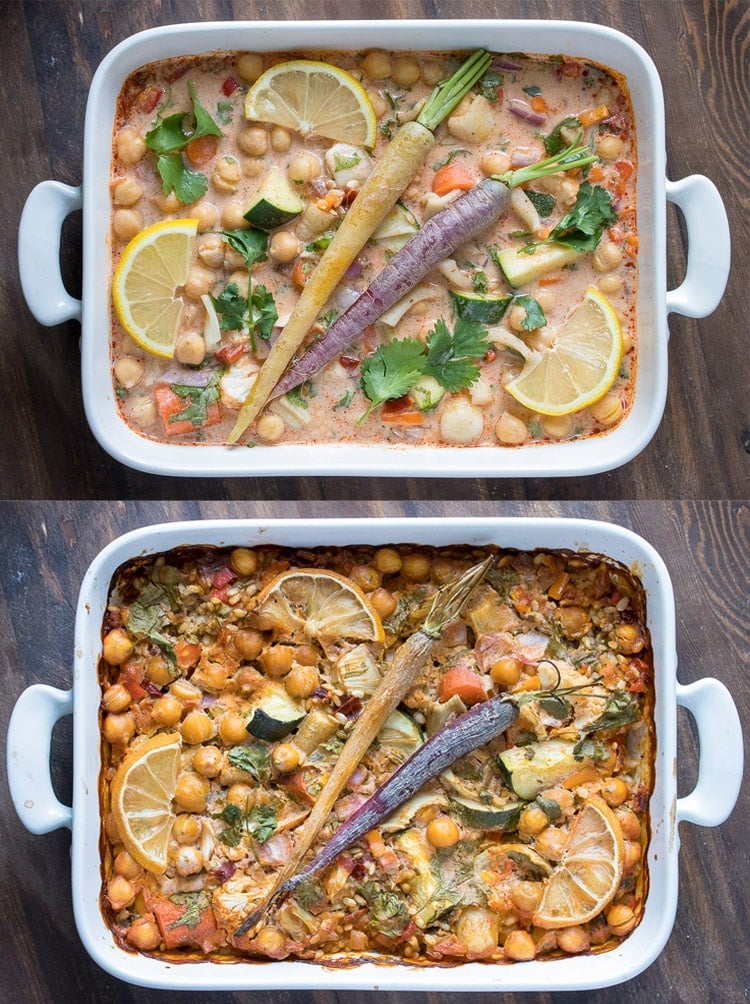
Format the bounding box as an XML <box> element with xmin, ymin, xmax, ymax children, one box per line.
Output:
<box><xmin>210</xmin><ymin>566</ymin><xmax>236</xmax><ymax>601</ymax></box>
<box><xmin>153</xmin><ymin>385</ymin><xmax>221</xmax><ymax>437</ymax></box>
<box><xmin>215</xmin><ymin>343</ymin><xmax>247</xmax><ymax>365</ymax></box>
<box><xmin>136</xmin><ymin>86</ymin><xmax>164</xmax><ymax>114</ymax></box>
<box><xmin>222</xmin><ymin>76</ymin><xmax>240</xmax><ymax>96</ymax></box>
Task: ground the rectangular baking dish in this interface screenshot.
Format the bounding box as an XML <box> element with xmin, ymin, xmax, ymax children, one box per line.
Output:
<box><xmin>17</xmin><ymin>19</ymin><xmax>730</xmax><ymax>478</ymax></box>
<box><xmin>7</xmin><ymin>517</ymin><xmax>742</xmax><ymax>991</ymax></box>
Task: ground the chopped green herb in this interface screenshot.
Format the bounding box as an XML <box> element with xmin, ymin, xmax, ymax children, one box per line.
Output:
<box><xmin>512</xmin><ymin>295</ymin><xmax>546</xmax><ymax>331</ymax></box>
<box><xmin>115</xmin><ymin>386</ymin><xmax>129</xmax><ymax>399</ymax></box>
<box><xmin>167</xmin><ymin>891</ymin><xmax>212</xmax><ymax>929</ymax></box>
<box><xmin>333</xmin><ymin>390</ymin><xmax>353</xmax><ymax>410</ymax></box>
<box><xmin>216</xmin><ymin>100</ymin><xmax>233</xmax><ymax>124</ymax></box>
<box><xmin>170</xmin><ymin>372</ymin><xmax>221</xmax><ymax>428</ymax></box>
<box><xmin>333</xmin><ymin>151</ymin><xmax>361</xmax><ymax>172</ymax></box>
<box><xmin>305</xmin><ymin>232</ymin><xmax>334</xmax><ymax>253</ymax></box>
<box><xmin>524</xmin><ymin>183</ymin><xmax>616</xmax><ymax>254</ymax></box>
<box><xmin>250</xmin><ymin>284</ymin><xmax>278</xmax><ymax>342</ymax></box>
<box><xmin>319</xmin><ymin>308</ymin><xmax>339</xmax><ymax>329</ymax></box>
<box><xmin>523</xmin><ymin>85</ymin><xmax>542</xmax><ymax>97</ymax></box>
<box><xmin>472</xmin><ymin>270</ymin><xmax>489</xmax><ymax>294</ymax></box>
<box><xmin>222</xmin><ymin>228</ymin><xmax>268</xmax><ymax>270</ymax></box>
<box><xmin>212</xmin><ymin>282</ymin><xmax>247</xmax><ymax>331</ymax></box>
<box><xmin>155</xmin><ymin>153</ymin><xmax>208</xmax><ymax>203</ymax></box>
<box><xmin>227</xmin><ymin>743</ymin><xmax>271</xmax><ymax>782</ymax></box>
<box><xmin>359</xmin><ymin>338</ymin><xmax>426</xmax><ymax>421</ymax></box>
<box><xmin>477</xmin><ymin>70</ymin><xmax>504</xmax><ymax>102</ymax></box>
<box><xmin>247</xmin><ymin>804</ymin><xmax>277</xmax><ymax>844</ymax></box>
<box><xmin>525</xmin><ymin>189</ymin><xmax>556</xmax><ymax>217</ymax></box>
<box><xmin>543</xmin><ymin>116</ymin><xmax>582</xmax><ymax>156</ymax></box>
<box><xmin>425</xmin><ymin>316</ymin><xmax>489</xmax><ymax>392</ymax></box>
<box><xmin>286</xmin><ymin>382</ymin><xmax>311</xmax><ymax>409</ymax></box>
<box><xmin>432</xmin><ymin>148</ymin><xmax>469</xmax><ymax>170</ymax></box>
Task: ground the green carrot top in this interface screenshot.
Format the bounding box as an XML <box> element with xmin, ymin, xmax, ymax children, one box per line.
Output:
<box><xmin>417</xmin><ymin>50</ymin><xmax>492</xmax><ymax>131</ymax></box>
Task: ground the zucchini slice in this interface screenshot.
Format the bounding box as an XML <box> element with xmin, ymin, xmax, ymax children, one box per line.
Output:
<box><xmin>244</xmin><ymin>166</ymin><xmax>305</xmax><ymax>230</ymax></box>
<box><xmin>450</xmin><ymin>289</ymin><xmax>513</xmax><ymax>325</ymax></box>
<box><xmin>245</xmin><ymin>682</ymin><xmax>305</xmax><ymax>741</ymax></box>
<box><xmin>450</xmin><ymin>794</ymin><xmax>523</xmax><ymax>831</ymax></box>
<box><xmin>497</xmin><ymin>739</ymin><xmax>592</xmax><ymax>800</ymax></box>
<box><xmin>496</xmin><ymin>242</ymin><xmax>584</xmax><ymax>289</ymax></box>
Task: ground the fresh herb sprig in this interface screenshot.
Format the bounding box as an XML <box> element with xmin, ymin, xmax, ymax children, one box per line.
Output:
<box><xmin>522</xmin><ymin>182</ymin><xmax>616</xmax><ymax>254</ymax></box>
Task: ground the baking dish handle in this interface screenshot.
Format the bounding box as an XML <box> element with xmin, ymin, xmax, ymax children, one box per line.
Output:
<box><xmin>7</xmin><ymin>684</ymin><xmax>74</xmax><ymax>834</ymax></box>
<box><xmin>18</xmin><ymin>181</ymin><xmax>83</xmax><ymax>326</ymax></box>
<box><xmin>675</xmin><ymin>678</ymin><xmax>743</xmax><ymax>828</ymax></box>
<box><xmin>665</xmin><ymin>175</ymin><xmax>730</xmax><ymax>319</ymax></box>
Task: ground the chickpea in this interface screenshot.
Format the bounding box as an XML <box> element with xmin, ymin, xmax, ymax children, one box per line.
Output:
<box><xmin>242</xmin><ymin>157</ymin><xmax>264</xmax><ymax>179</ymax></box>
<box><xmin>226</xmin><ymin>782</ymin><xmax>256</xmax><ymax>807</ymax></box>
<box><xmin>426</xmin><ymin>815</ymin><xmax>460</xmax><ymax>848</ymax></box>
<box><xmin>113</xmin><ymin>356</ymin><xmax>144</xmax><ymax>389</ymax></box>
<box><xmin>151</xmin><ymin>694</ymin><xmax>183</xmax><ymax>727</ymax></box>
<box><xmin>256</xmin><ymin>412</ymin><xmax>285</xmax><ymax>443</ymax></box>
<box><xmin>374</xmin><ymin>547</ymin><xmax>401</xmax><ymax>575</ymax></box>
<box><xmin>447</xmin><ymin>94</ymin><xmax>494</xmax><ymax>143</ymax></box>
<box><xmin>593</xmin><ymin>240</ymin><xmax>623</xmax><ymax>273</ymax></box>
<box><xmin>616</xmin><ymin>807</ymin><xmax>641</xmax><ymax>841</ymax></box>
<box><xmin>470</xmin><ymin>379</ymin><xmax>493</xmax><ymax>408</ymax></box>
<box><xmin>173</xmin><ymin>331</ymin><xmax>207</xmax><ymax>367</ymax></box>
<box><xmin>180</xmin><ymin>710</ymin><xmax>214</xmax><ymax>745</ymax></box>
<box><xmin>103</xmin><ymin>629</ymin><xmax>134</xmax><ymax>666</ymax></box>
<box><xmin>495</xmin><ymin>411</ymin><xmax>529</xmax><ymax>447</ymax></box>
<box><xmin>113</xmin><ymin>177</ymin><xmax>143</xmax><ymax>207</ymax></box>
<box><xmin>183</xmin><ymin>266</ymin><xmax>216</xmax><ymax>301</ymax></box>
<box><xmin>350</xmin><ymin>563</ymin><xmax>382</xmax><ymax>593</ymax></box>
<box><xmin>362</xmin><ymin>50</ymin><xmax>392</xmax><ymax>80</ymax></box>
<box><xmin>197</xmin><ymin>233</ymin><xmax>226</xmax><ymax>269</ymax></box>
<box><xmin>102</xmin><ymin>683</ymin><xmax>131</xmax><ymax>714</ymax></box>
<box><xmin>269</xmin><ymin>230</ymin><xmax>300</xmax><ymax>264</ymax></box>
<box><xmin>606</xmin><ymin>902</ymin><xmax>637</xmax><ymax>936</ymax></box>
<box><xmin>294</xmin><ymin>644</ymin><xmax>319</xmax><ymax>666</ymax></box>
<box><xmin>284</xmin><ymin>664</ymin><xmax>319</xmax><ymax>699</ymax></box>
<box><xmin>366</xmin><ymin>88</ymin><xmax>389</xmax><ymax>119</ymax></box>
<box><xmin>439</xmin><ymin>397</ymin><xmax>484</xmax><ymax>445</ymax></box>
<box><xmin>256</xmin><ymin>926</ymin><xmax>286</xmax><ymax>954</ymax></box>
<box><xmin>589</xmin><ymin>393</ymin><xmax>623</xmax><ymax>428</ymax></box>
<box><xmin>129</xmin><ymin>395</ymin><xmax>157</xmax><ymax>427</ymax></box>
<box><xmin>401</xmin><ymin>553</ymin><xmax>431</xmax><ymax>583</ymax></box>
<box><xmin>623</xmin><ymin>839</ymin><xmax>641</xmax><ymax>871</ymax></box>
<box><xmin>542</xmin><ymin>413</ymin><xmax>573</xmax><ymax>440</ymax></box>
<box><xmin>597</xmin><ymin>273</ymin><xmax>623</xmax><ymax>296</ymax></box>
<box><xmin>112</xmin><ymin>208</ymin><xmax>143</xmax><ymax>242</ymax></box>
<box><xmin>557</xmin><ymin>926</ymin><xmax>590</xmax><ymax>954</ymax></box>
<box><xmin>507</xmin><ymin>302</ymin><xmax>538</xmax><ymax>333</ymax></box>
<box><xmin>236</xmin><ymin>628</ymin><xmax>264</xmax><ymax>660</ymax></box>
<box><xmin>421</xmin><ymin>58</ymin><xmax>446</xmax><ymax>86</ymax></box>
<box><xmin>174</xmin><ymin>845</ymin><xmax>204</xmax><ymax>876</ymax></box>
<box><xmin>192</xmin><ymin>201</ymin><xmax>219</xmax><ymax>233</ymax></box>
<box><xmin>146</xmin><ymin>654</ymin><xmax>173</xmax><ymax>686</ymax></box>
<box><xmin>535</xmin><ymin>287</ymin><xmax>556</xmax><ymax>315</ymax></box>
<box><xmin>103</xmin><ymin>712</ymin><xmax>135</xmax><ymax>747</ymax></box>
<box><xmin>509</xmin><ymin>880</ymin><xmax>543</xmax><ymax>913</ymax></box>
<box><xmin>271</xmin><ymin>742</ymin><xmax>302</xmax><ymax>774</ymax></box>
<box><xmin>504</xmin><ymin>930</ymin><xmax>536</xmax><ymax>962</ymax></box>
<box><xmin>228</xmin><ymin>548</ymin><xmax>256</xmax><ymax>577</ymax></box>
<box><xmin>269</xmin><ymin>125</ymin><xmax>291</xmax><ymax>152</ymax></box>
<box><xmin>535</xmin><ymin>825</ymin><xmax>567</xmax><ymax>861</ymax></box>
<box><xmin>212</xmin><ymin>156</ymin><xmax>241</xmax><ymax>193</ymax></box>
<box><xmin>107</xmin><ymin>875</ymin><xmax>136</xmax><ymax>912</ymax></box>
<box><xmin>238</xmin><ymin>125</ymin><xmax>268</xmax><ymax>157</ymax></box>
<box><xmin>490</xmin><ymin>656</ymin><xmax>523</xmax><ymax>689</ymax></box>
<box><xmin>369</xmin><ymin>587</ymin><xmax>397</xmax><ymax>619</ymax></box>
<box><xmin>614</xmin><ymin>622</ymin><xmax>644</xmax><ymax>654</ymax></box>
<box><xmin>237</xmin><ymin>52</ymin><xmax>264</xmax><ymax>83</ymax></box>
<box><xmin>559</xmin><ymin>606</ymin><xmax>591</xmax><ymax>639</ymax></box>
<box><xmin>219</xmin><ymin>712</ymin><xmax>248</xmax><ymax>745</ymax></box>
<box><xmin>260</xmin><ymin>645</ymin><xmax>295</xmax><ymax>677</ymax></box>
<box><xmin>221</xmin><ymin>200</ymin><xmax>250</xmax><ymax>231</ymax></box>
<box><xmin>153</xmin><ymin>190</ymin><xmax>182</xmax><ymax>214</ymax></box>
<box><xmin>192</xmin><ymin>747</ymin><xmax>222</xmax><ymax>780</ymax></box>
<box><xmin>172</xmin><ymin>813</ymin><xmax>201</xmax><ymax>845</ymax></box>
<box><xmin>116</xmin><ymin>127</ymin><xmax>146</xmax><ymax>165</ymax></box>
<box><xmin>174</xmin><ymin>772</ymin><xmax>209</xmax><ymax>813</ymax></box>
<box><xmin>480</xmin><ymin>151</ymin><xmax>511</xmax><ymax>177</ymax></box>
<box><xmin>126</xmin><ymin>916</ymin><xmax>161</xmax><ymax>951</ymax></box>
<box><xmin>518</xmin><ymin>805</ymin><xmax>548</xmax><ymax>838</ymax></box>
<box><xmin>596</xmin><ymin>133</ymin><xmax>624</xmax><ymax>161</ymax></box>
<box><xmin>228</xmin><ymin>268</ymin><xmax>250</xmax><ymax>298</ymax></box>
<box><xmin>287</xmin><ymin>151</ymin><xmax>321</xmax><ymax>185</ymax></box>
<box><xmin>114</xmin><ymin>849</ymin><xmax>142</xmax><ymax>880</ymax></box>
<box><xmin>392</xmin><ymin>56</ymin><xmax>421</xmax><ymax>86</ymax></box>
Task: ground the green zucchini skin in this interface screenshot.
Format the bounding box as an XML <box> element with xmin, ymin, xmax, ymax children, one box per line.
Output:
<box><xmin>244</xmin><ymin>167</ymin><xmax>304</xmax><ymax>230</ymax></box>
<box><xmin>245</xmin><ymin>683</ymin><xmax>305</xmax><ymax>741</ymax></box>
<box><xmin>450</xmin><ymin>289</ymin><xmax>512</xmax><ymax>325</ymax></box>
<box><xmin>498</xmin><ymin>738</ymin><xmax>591</xmax><ymax>800</ymax></box>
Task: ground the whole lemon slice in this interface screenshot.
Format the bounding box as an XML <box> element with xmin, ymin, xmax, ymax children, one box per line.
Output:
<box><xmin>245</xmin><ymin>60</ymin><xmax>378</xmax><ymax>148</ymax></box>
<box><xmin>506</xmin><ymin>287</ymin><xmax>624</xmax><ymax>417</ymax></box>
<box><xmin>112</xmin><ymin>219</ymin><xmax>198</xmax><ymax>358</ymax></box>
<box><xmin>110</xmin><ymin>731</ymin><xmax>181</xmax><ymax>874</ymax></box>
<box><xmin>256</xmin><ymin>568</ymin><xmax>385</xmax><ymax>643</ymax></box>
<box><xmin>533</xmin><ymin>797</ymin><xmax>625</xmax><ymax>929</ymax></box>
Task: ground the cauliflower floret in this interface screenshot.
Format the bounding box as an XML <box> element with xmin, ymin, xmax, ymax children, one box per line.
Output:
<box><xmin>212</xmin><ymin>873</ymin><xmax>276</xmax><ymax>930</ymax></box>
<box><xmin>324</xmin><ymin>143</ymin><xmax>373</xmax><ymax>187</ymax></box>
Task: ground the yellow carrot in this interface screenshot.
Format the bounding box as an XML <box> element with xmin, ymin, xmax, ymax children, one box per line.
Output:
<box><xmin>228</xmin><ymin>50</ymin><xmax>491</xmax><ymax>441</ymax></box>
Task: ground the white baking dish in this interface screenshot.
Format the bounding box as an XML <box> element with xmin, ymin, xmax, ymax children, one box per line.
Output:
<box><xmin>7</xmin><ymin>517</ymin><xmax>743</xmax><ymax>992</ymax></box>
<box><xmin>17</xmin><ymin>20</ymin><xmax>730</xmax><ymax>478</ymax></box>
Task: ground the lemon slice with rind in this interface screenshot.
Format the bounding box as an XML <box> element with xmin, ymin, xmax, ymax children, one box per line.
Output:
<box><xmin>244</xmin><ymin>60</ymin><xmax>378</xmax><ymax>148</ymax></box>
<box><xmin>110</xmin><ymin>731</ymin><xmax>181</xmax><ymax>874</ymax></box>
<box><xmin>506</xmin><ymin>287</ymin><xmax>624</xmax><ymax>416</ymax></box>
<box><xmin>256</xmin><ymin>568</ymin><xmax>385</xmax><ymax>643</ymax></box>
<box><xmin>112</xmin><ymin>219</ymin><xmax>198</xmax><ymax>358</ymax></box>
<box><xmin>533</xmin><ymin>797</ymin><xmax>625</xmax><ymax>929</ymax></box>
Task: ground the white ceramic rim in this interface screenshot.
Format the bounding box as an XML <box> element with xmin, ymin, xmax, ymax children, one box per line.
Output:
<box><xmin>80</xmin><ymin>19</ymin><xmax>667</xmax><ymax>477</ymax></box>
<box><xmin>67</xmin><ymin>516</ymin><xmax>679</xmax><ymax>990</ymax></box>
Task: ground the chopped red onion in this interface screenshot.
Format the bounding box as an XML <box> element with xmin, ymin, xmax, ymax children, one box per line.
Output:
<box><xmin>494</xmin><ymin>56</ymin><xmax>523</xmax><ymax>71</ymax></box>
<box><xmin>509</xmin><ymin>98</ymin><xmax>547</xmax><ymax>126</ymax></box>
<box><xmin>256</xmin><ymin>832</ymin><xmax>292</xmax><ymax>867</ymax></box>
<box><xmin>158</xmin><ymin>366</ymin><xmax>217</xmax><ymax>387</ymax></box>
<box><xmin>510</xmin><ymin>146</ymin><xmax>538</xmax><ymax>168</ymax></box>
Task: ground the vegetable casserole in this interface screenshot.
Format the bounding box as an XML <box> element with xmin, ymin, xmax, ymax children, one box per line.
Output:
<box><xmin>109</xmin><ymin>48</ymin><xmax>637</xmax><ymax>450</ymax></box>
<box><xmin>99</xmin><ymin>542</ymin><xmax>654</xmax><ymax>965</ymax></box>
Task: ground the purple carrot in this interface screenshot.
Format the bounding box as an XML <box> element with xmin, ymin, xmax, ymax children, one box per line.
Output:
<box><xmin>272</xmin><ymin>142</ymin><xmax>597</xmax><ymax>398</ymax></box>
<box><xmin>234</xmin><ymin>694</ymin><xmax>519</xmax><ymax>935</ymax></box>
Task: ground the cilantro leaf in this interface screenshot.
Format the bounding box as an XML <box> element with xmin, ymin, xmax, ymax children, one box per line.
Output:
<box><xmin>525</xmin><ymin>189</ymin><xmax>556</xmax><ymax>217</ymax></box>
<box><xmin>476</xmin><ymin>70</ymin><xmax>504</xmax><ymax>103</ymax></box>
<box><xmin>247</xmin><ymin>804</ymin><xmax>277</xmax><ymax>844</ymax></box>
<box><xmin>523</xmin><ymin>85</ymin><xmax>542</xmax><ymax>97</ymax></box>
<box><xmin>250</xmin><ymin>284</ymin><xmax>277</xmax><ymax>342</ymax></box>
<box><xmin>156</xmin><ymin>153</ymin><xmax>208</xmax><ymax>203</ymax></box>
<box><xmin>146</xmin><ymin>112</ymin><xmax>193</xmax><ymax>154</ymax></box>
<box><xmin>286</xmin><ymin>382</ymin><xmax>311</xmax><ymax>409</ymax></box>
<box><xmin>216</xmin><ymin>100</ymin><xmax>233</xmax><ymax>124</ymax></box>
<box><xmin>227</xmin><ymin>744</ymin><xmax>270</xmax><ymax>782</ymax></box>
<box><xmin>334</xmin><ymin>151</ymin><xmax>361</xmax><ymax>172</ymax></box>
<box><xmin>188</xmin><ymin>81</ymin><xmax>223</xmax><ymax>141</ymax></box>
<box><xmin>127</xmin><ymin>582</ymin><xmax>173</xmax><ymax>636</ymax></box>
<box><xmin>547</xmin><ymin>182</ymin><xmax>617</xmax><ymax>252</ymax></box>
<box><xmin>222</xmin><ymin>228</ymin><xmax>268</xmax><ymax>269</ymax></box>
<box><xmin>512</xmin><ymin>295</ymin><xmax>546</xmax><ymax>331</ymax></box>
<box><xmin>359</xmin><ymin>338</ymin><xmax>426</xmax><ymax>421</ymax></box>
<box><xmin>334</xmin><ymin>390</ymin><xmax>353</xmax><ymax>410</ymax></box>
<box><xmin>543</xmin><ymin>116</ymin><xmax>582</xmax><ymax>156</ymax></box>
<box><xmin>212</xmin><ymin>282</ymin><xmax>247</xmax><ymax>331</ymax></box>
<box><xmin>168</xmin><ymin>891</ymin><xmax>212</xmax><ymax>929</ymax></box>
<box><xmin>305</xmin><ymin>232</ymin><xmax>334</xmax><ymax>252</ymax></box>
<box><xmin>424</xmin><ymin>317</ymin><xmax>488</xmax><ymax>393</ymax></box>
<box><xmin>433</xmin><ymin>148</ymin><xmax>469</xmax><ymax>170</ymax></box>
<box><xmin>472</xmin><ymin>270</ymin><xmax>489</xmax><ymax>294</ymax></box>
<box><xmin>170</xmin><ymin>372</ymin><xmax>221</xmax><ymax>427</ymax></box>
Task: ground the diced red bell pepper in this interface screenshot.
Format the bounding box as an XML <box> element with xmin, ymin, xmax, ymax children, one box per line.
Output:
<box><xmin>222</xmin><ymin>76</ymin><xmax>240</xmax><ymax>97</ymax></box>
<box><xmin>210</xmin><ymin>566</ymin><xmax>236</xmax><ymax>601</ymax></box>
<box><xmin>136</xmin><ymin>86</ymin><xmax>164</xmax><ymax>114</ymax></box>
<box><xmin>215</xmin><ymin>343</ymin><xmax>247</xmax><ymax>365</ymax></box>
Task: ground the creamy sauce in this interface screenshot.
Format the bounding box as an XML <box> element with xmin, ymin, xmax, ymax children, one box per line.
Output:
<box><xmin>110</xmin><ymin>50</ymin><xmax>637</xmax><ymax>448</ymax></box>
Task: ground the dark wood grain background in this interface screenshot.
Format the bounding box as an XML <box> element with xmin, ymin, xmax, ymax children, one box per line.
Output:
<box><xmin>1</xmin><ymin>500</ymin><xmax>748</xmax><ymax>1003</ymax></box>
<box><xmin>0</xmin><ymin>0</ymin><xmax>747</xmax><ymax>500</ymax></box>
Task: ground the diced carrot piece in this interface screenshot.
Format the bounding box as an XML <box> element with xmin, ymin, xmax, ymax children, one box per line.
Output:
<box><xmin>152</xmin><ymin>894</ymin><xmax>220</xmax><ymax>951</ymax></box>
<box><xmin>514</xmin><ymin>674</ymin><xmax>541</xmax><ymax>693</ymax></box>
<box><xmin>561</xmin><ymin>765</ymin><xmax>600</xmax><ymax>789</ymax></box>
<box><xmin>537</xmin><ymin>275</ymin><xmax>562</xmax><ymax>287</ymax></box>
<box><xmin>607</xmin><ymin>224</ymin><xmax>625</xmax><ymax>243</ymax></box>
<box><xmin>578</xmin><ymin>104</ymin><xmax>610</xmax><ymax>128</ymax></box>
<box><xmin>615</xmin><ymin>160</ymin><xmax>634</xmax><ymax>182</ymax></box>
<box><xmin>381</xmin><ymin>397</ymin><xmax>423</xmax><ymax>425</ymax></box>
<box><xmin>547</xmin><ymin>571</ymin><xmax>570</xmax><ymax>600</ymax></box>
<box><xmin>530</xmin><ymin>96</ymin><xmax>549</xmax><ymax>114</ymax></box>
<box><xmin>366</xmin><ymin>830</ymin><xmax>400</xmax><ymax>872</ymax></box>
<box><xmin>624</xmin><ymin>233</ymin><xmax>639</xmax><ymax>256</ymax></box>
<box><xmin>438</xmin><ymin>665</ymin><xmax>487</xmax><ymax>705</ymax></box>
<box><xmin>292</xmin><ymin>258</ymin><xmax>314</xmax><ymax>290</ymax></box>
<box><xmin>185</xmin><ymin>134</ymin><xmax>219</xmax><ymax>166</ymax></box>
<box><xmin>587</xmin><ymin>163</ymin><xmax>605</xmax><ymax>183</ymax></box>
<box><xmin>432</xmin><ymin>162</ymin><xmax>475</xmax><ymax>197</ymax></box>
<box><xmin>175</xmin><ymin>640</ymin><xmax>202</xmax><ymax>670</ymax></box>
<box><xmin>154</xmin><ymin>385</ymin><xmax>221</xmax><ymax>437</ymax></box>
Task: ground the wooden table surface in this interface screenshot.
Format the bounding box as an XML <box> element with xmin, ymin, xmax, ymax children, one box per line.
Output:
<box><xmin>0</xmin><ymin>0</ymin><xmax>747</xmax><ymax>500</ymax></box>
<box><xmin>1</xmin><ymin>499</ymin><xmax>748</xmax><ymax>1003</ymax></box>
